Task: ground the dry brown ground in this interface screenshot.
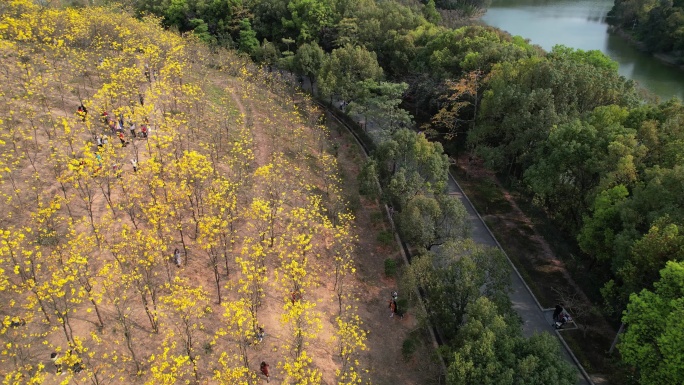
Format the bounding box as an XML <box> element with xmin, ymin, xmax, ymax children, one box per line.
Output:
<box><xmin>96</xmin><ymin>76</ymin><xmax>441</xmax><ymax>385</ymax></box>
<box><xmin>220</xmin><ymin>79</ymin><xmax>439</xmax><ymax>384</ymax></box>
<box><xmin>8</xmin><ymin>60</ymin><xmax>438</xmax><ymax>384</ymax></box>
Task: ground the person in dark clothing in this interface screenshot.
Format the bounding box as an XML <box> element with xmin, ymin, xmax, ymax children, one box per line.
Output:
<box><xmin>553</xmin><ymin>304</ymin><xmax>563</xmax><ymax>321</ymax></box>
<box><xmin>77</xmin><ymin>104</ymin><xmax>88</xmax><ymax>122</ymax></box>
<box><xmin>9</xmin><ymin>317</ymin><xmax>25</xmax><ymax>327</ymax></box>
<box><xmin>173</xmin><ymin>248</ymin><xmax>182</xmax><ymax>267</ymax></box>
<box><xmin>51</xmin><ymin>352</ymin><xmax>63</xmax><ymax>374</ymax></box>
<box><xmin>260</xmin><ymin>361</ymin><xmax>270</xmax><ymax>382</ymax></box>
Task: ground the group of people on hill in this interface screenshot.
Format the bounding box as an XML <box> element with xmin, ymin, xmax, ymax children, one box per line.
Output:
<box><xmin>553</xmin><ymin>304</ymin><xmax>572</xmax><ymax>329</ymax></box>
<box><xmin>79</xmin><ymin>106</ymin><xmax>149</xmax><ymax>176</ymax></box>
<box><xmin>100</xmin><ymin>111</ymin><xmax>148</xmax><ymax>147</ymax></box>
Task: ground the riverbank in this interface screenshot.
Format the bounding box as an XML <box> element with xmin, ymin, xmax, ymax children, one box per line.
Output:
<box><xmin>609</xmin><ymin>25</ymin><xmax>684</xmax><ymax>71</ymax></box>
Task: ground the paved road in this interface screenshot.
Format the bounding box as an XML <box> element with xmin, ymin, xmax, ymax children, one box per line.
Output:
<box><xmin>304</xmin><ymin>79</ymin><xmax>592</xmax><ymax>384</ymax></box>
<box><xmin>446</xmin><ymin>176</ymin><xmax>591</xmax><ymax>385</ymax></box>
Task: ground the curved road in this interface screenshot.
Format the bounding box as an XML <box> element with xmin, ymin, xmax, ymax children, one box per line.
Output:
<box><xmin>304</xmin><ymin>76</ymin><xmax>593</xmax><ymax>384</ymax></box>
<box><xmin>445</xmin><ymin>175</ymin><xmax>592</xmax><ymax>385</ymax></box>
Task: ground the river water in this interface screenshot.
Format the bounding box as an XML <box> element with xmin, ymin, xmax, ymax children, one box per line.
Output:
<box><xmin>481</xmin><ymin>0</ymin><xmax>684</xmax><ymax>101</ymax></box>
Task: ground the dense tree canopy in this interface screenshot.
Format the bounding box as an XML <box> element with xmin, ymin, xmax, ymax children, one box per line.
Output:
<box><xmin>397</xmin><ymin>194</ymin><xmax>469</xmax><ymax>250</ymax></box>
<box><xmin>318</xmin><ymin>43</ymin><xmax>383</xmax><ymax>102</ymax></box>
<box><xmin>609</xmin><ymin>0</ymin><xmax>684</xmax><ymax>54</ymax></box>
<box><xmin>404</xmin><ymin>241</ymin><xmax>511</xmax><ymax>342</ymax></box>
<box><xmin>448</xmin><ymin>297</ymin><xmax>576</xmax><ymax>385</ymax></box>
<box><xmin>366</xmin><ymin>128</ymin><xmax>449</xmax><ymax>209</ymax></box>
<box><xmin>620</xmin><ymin>261</ymin><xmax>684</xmax><ymax>385</ymax></box>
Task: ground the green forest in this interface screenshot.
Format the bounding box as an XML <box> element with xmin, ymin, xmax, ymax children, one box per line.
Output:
<box><xmin>2</xmin><ymin>0</ymin><xmax>684</xmax><ymax>383</ymax></box>
<box><xmin>609</xmin><ymin>0</ymin><xmax>684</xmax><ymax>56</ymax></box>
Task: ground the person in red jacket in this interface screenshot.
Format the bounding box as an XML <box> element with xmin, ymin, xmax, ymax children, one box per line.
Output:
<box><xmin>260</xmin><ymin>361</ymin><xmax>270</xmax><ymax>382</ymax></box>
<box><xmin>389</xmin><ymin>299</ymin><xmax>397</xmax><ymax>318</ymax></box>
<box><xmin>117</xmin><ymin>131</ymin><xmax>126</xmax><ymax>147</ymax></box>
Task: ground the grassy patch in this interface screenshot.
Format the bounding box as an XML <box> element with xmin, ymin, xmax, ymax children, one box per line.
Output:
<box><xmin>384</xmin><ymin>258</ymin><xmax>398</xmax><ymax>277</ymax></box>
<box><xmin>377</xmin><ymin>230</ymin><xmax>395</xmax><ymax>247</ymax></box>
<box><xmin>205</xmin><ymin>84</ymin><xmax>225</xmax><ymax>105</ymax></box>
<box><xmin>345</xmin><ymin>193</ymin><xmax>361</xmax><ymax>214</ymax></box>
<box><xmin>370</xmin><ymin>211</ymin><xmax>385</xmax><ymax>227</ymax></box>
<box><xmin>562</xmin><ymin>329</ymin><xmax>634</xmax><ymax>384</ymax></box>
<box><xmin>450</xmin><ymin>165</ymin><xmax>513</xmax><ymax>215</ymax></box>
<box><xmin>402</xmin><ymin>337</ymin><xmax>417</xmax><ymax>361</ymax></box>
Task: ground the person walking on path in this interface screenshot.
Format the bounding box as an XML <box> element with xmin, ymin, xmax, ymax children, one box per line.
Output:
<box><xmin>129</xmin><ymin>122</ymin><xmax>136</xmax><ymax>138</ymax></box>
<box><xmin>256</xmin><ymin>326</ymin><xmax>265</xmax><ymax>342</ymax></box>
<box><xmin>173</xmin><ymin>248</ymin><xmax>181</xmax><ymax>267</ymax></box>
<box><xmin>117</xmin><ymin>131</ymin><xmax>126</xmax><ymax>147</ymax></box>
<box><xmin>389</xmin><ymin>298</ymin><xmax>397</xmax><ymax>318</ymax></box>
<box><xmin>260</xmin><ymin>361</ymin><xmax>270</xmax><ymax>382</ymax></box>
<box><xmin>131</xmin><ymin>158</ymin><xmax>138</xmax><ymax>173</ymax></box>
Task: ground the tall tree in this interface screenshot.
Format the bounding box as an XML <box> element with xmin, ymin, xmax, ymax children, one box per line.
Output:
<box><xmin>603</xmin><ymin>217</ymin><xmax>684</xmax><ymax>314</ymax></box>
<box><xmin>293</xmin><ymin>42</ymin><xmax>325</xmax><ymax>93</ymax></box>
<box><xmin>448</xmin><ymin>297</ymin><xmax>576</xmax><ymax>385</ymax></box>
<box><xmin>428</xmin><ymin>70</ymin><xmax>485</xmax><ymax>140</ymax></box>
<box><xmin>423</xmin><ymin>0</ymin><xmax>442</xmax><ymax>24</ymax></box>
<box><xmin>317</xmin><ymin>44</ymin><xmax>383</xmax><ymax>103</ymax></box>
<box><xmin>371</xmin><ymin>128</ymin><xmax>450</xmax><ymax>209</ymax></box>
<box><xmin>238</xmin><ymin>18</ymin><xmax>259</xmax><ymax>56</ymax></box>
<box><xmin>403</xmin><ymin>241</ymin><xmax>511</xmax><ymax>342</ymax></box>
<box><xmin>283</xmin><ymin>0</ymin><xmax>335</xmax><ymax>43</ymax></box>
<box><xmin>347</xmin><ymin>80</ymin><xmax>413</xmax><ymax>139</ymax></box>
<box><xmin>397</xmin><ymin>193</ymin><xmax>470</xmax><ymax>250</ymax></box>
<box><xmin>620</xmin><ymin>261</ymin><xmax>684</xmax><ymax>385</ymax></box>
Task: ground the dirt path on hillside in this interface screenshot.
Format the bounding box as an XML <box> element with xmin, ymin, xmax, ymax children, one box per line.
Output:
<box><xmin>228</xmin><ymin>85</ymin><xmax>270</xmax><ymax>167</ymax></box>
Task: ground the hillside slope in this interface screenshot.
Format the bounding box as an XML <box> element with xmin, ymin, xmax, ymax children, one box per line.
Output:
<box><xmin>0</xmin><ymin>2</ymin><xmax>437</xmax><ymax>384</ymax></box>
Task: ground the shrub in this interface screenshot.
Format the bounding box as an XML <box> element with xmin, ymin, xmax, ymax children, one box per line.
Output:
<box><xmin>377</xmin><ymin>230</ymin><xmax>394</xmax><ymax>246</ymax></box>
<box><xmin>401</xmin><ymin>338</ymin><xmax>417</xmax><ymax>360</ymax></box>
<box><xmin>384</xmin><ymin>258</ymin><xmax>398</xmax><ymax>277</ymax></box>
